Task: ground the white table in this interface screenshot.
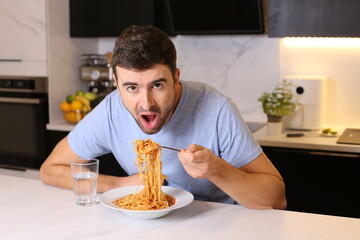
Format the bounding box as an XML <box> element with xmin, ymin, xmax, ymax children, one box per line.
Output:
<box><xmin>1</xmin><ymin>175</ymin><xmax>359</xmax><ymax>240</ymax></box>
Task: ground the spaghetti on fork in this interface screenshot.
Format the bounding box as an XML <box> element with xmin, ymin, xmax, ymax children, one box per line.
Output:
<box><xmin>112</xmin><ymin>139</ymin><xmax>175</xmax><ymax>210</ymax></box>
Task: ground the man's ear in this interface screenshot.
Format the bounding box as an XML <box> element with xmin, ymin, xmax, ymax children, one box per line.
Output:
<box><xmin>174</xmin><ymin>68</ymin><xmax>180</xmax><ymax>84</ymax></box>
<box><xmin>112</xmin><ymin>73</ymin><xmax>118</xmax><ymax>86</ymax></box>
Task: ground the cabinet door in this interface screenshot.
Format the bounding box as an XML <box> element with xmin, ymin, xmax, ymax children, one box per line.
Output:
<box><xmin>263</xmin><ymin>147</ymin><xmax>360</xmax><ymax>218</ymax></box>
<box><xmin>268</xmin><ymin>0</ymin><xmax>360</xmax><ymax>37</ymax></box>
<box><xmin>0</xmin><ymin>0</ymin><xmax>46</xmax><ymax>61</ymax></box>
<box><xmin>70</xmin><ymin>0</ymin><xmax>155</xmax><ymax>37</ymax></box>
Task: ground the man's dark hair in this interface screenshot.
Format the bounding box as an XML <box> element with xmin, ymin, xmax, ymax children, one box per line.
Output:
<box><xmin>112</xmin><ymin>25</ymin><xmax>177</xmax><ymax>77</ymax></box>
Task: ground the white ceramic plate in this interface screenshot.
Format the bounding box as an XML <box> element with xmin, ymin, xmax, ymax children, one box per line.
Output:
<box><xmin>100</xmin><ymin>185</ymin><xmax>194</xmax><ymax>219</ymax></box>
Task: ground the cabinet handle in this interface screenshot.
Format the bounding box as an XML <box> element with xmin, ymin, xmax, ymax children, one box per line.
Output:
<box><xmin>0</xmin><ymin>97</ymin><xmax>42</xmax><ymax>104</ymax></box>
<box><xmin>0</xmin><ymin>59</ymin><xmax>22</xmax><ymax>62</ymax></box>
<box><xmin>308</xmin><ymin>151</ymin><xmax>360</xmax><ymax>158</ymax></box>
<box><xmin>270</xmin><ymin>148</ymin><xmax>360</xmax><ymax>158</ymax></box>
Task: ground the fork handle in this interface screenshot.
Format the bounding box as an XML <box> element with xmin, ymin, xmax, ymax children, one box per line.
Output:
<box><xmin>160</xmin><ymin>146</ymin><xmax>180</xmax><ymax>152</ymax></box>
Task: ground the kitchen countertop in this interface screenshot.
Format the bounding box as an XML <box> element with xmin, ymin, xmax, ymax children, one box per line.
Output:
<box><xmin>47</xmin><ymin>120</ymin><xmax>268</xmax><ymax>133</ymax></box>
<box><xmin>253</xmin><ymin>125</ymin><xmax>360</xmax><ymax>153</ymax></box>
<box><xmin>47</xmin><ymin>121</ymin><xmax>360</xmax><ymax>154</ymax></box>
<box><xmin>47</xmin><ymin>120</ymin><xmax>75</xmax><ymax>132</ymax></box>
<box><xmin>1</xmin><ymin>175</ymin><xmax>360</xmax><ymax>240</ymax></box>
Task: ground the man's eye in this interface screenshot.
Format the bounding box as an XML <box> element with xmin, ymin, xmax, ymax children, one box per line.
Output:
<box><xmin>127</xmin><ymin>86</ymin><xmax>137</xmax><ymax>92</ymax></box>
<box><xmin>153</xmin><ymin>83</ymin><xmax>163</xmax><ymax>89</ymax></box>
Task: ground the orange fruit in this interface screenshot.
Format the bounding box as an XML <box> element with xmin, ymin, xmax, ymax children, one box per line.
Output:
<box><xmin>64</xmin><ymin>110</ymin><xmax>83</xmax><ymax>124</ymax></box>
<box><xmin>70</xmin><ymin>100</ymin><xmax>83</xmax><ymax>111</ymax></box>
<box><xmin>60</xmin><ymin>101</ymin><xmax>71</xmax><ymax>112</ymax></box>
<box><xmin>64</xmin><ymin>111</ymin><xmax>76</xmax><ymax>123</ymax></box>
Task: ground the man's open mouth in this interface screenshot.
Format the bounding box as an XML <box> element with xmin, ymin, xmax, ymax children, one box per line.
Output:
<box><xmin>141</xmin><ymin>114</ymin><xmax>158</xmax><ymax>129</ymax></box>
<box><xmin>142</xmin><ymin>114</ymin><xmax>156</xmax><ymax>123</ymax></box>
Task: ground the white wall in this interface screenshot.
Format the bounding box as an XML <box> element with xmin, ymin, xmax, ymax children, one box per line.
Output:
<box><xmin>47</xmin><ymin>0</ymin><xmax>98</xmax><ymax>124</ymax></box>
<box><xmin>280</xmin><ymin>38</ymin><xmax>360</xmax><ymax>127</ymax></box>
<box><xmin>99</xmin><ymin>35</ymin><xmax>360</xmax><ymax>127</ymax></box>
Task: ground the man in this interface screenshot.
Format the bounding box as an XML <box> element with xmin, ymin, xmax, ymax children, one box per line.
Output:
<box><xmin>40</xmin><ymin>25</ymin><xmax>286</xmax><ymax>210</ymax></box>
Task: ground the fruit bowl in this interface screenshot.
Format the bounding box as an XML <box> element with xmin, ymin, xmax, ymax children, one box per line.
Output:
<box><xmin>60</xmin><ymin>91</ymin><xmax>96</xmax><ymax>124</ymax></box>
<box><xmin>62</xmin><ymin>109</ymin><xmax>90</xmax><ymax>124</ymax></box>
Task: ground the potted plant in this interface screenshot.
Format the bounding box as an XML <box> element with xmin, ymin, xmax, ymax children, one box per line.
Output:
<box><xmin>258</xmin><ymin>80</ymin><xmax>298</xmax><ymax>134</ymax></box>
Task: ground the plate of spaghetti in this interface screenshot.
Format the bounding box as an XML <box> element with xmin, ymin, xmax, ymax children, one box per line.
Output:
<box><xmin>100</xmin><ymin>185</ymin><xmax>194</xmax><ymax>219</ymax></box>
<box><xmin>99</xmin><ymin>139</ymin><xmax>193</xmax><ymax>219</ymax></box>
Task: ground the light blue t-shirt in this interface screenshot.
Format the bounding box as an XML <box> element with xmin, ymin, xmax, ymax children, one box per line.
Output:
<box><xmin>68</xmin><ymin>81</ymin><xmax>262</xmax><ymax>204</ymax></box>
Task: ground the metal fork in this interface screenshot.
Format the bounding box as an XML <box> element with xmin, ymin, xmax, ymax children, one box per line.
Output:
<box><xmin>160</xmin><ymin>146</ymin><xmax>181</xmax><ymax>152</ymax></box>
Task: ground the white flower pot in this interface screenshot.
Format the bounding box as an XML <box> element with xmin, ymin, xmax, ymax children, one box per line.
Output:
<box><xmin>266</xmin><ymin>115</ymin><xmax>283</xmax><ymax>136</ymax></box>
<box><xmin>267</xmin><ymin>121</ymin><xmax>283</xmax><ymax>136</ymax></box>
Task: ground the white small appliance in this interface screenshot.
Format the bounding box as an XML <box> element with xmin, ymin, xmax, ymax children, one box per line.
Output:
<box><xmin>282</xmin><ymin>75</ymin><xmax>327</xmax><ymax>130</ymax></box>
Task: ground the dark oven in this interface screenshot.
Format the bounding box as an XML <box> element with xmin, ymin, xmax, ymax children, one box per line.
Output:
<box><xmin>0</xmin><ymin>76</ymin><xmax>48</xmax><ymax>170</ymax></box>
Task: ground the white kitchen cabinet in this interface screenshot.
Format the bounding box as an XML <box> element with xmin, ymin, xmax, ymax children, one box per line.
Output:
<box><xmin>0</xmin><ymin>0</ymin><xmax>47</xmax><ymax>76</ymax></box>
<box><xmin>0</xmin><ymin>0</ymin><xmax>99</xmax><ymax>124</ymax></box>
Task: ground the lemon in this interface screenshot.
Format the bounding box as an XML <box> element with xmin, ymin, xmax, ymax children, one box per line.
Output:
<box><xmin>70</xmin><ymin>100</ymin><xmax>83</xmax><ymax>111</ymax></box>
<box><xmin>322</xmin><ymin>128</ymin><xmax>331</xmax><ymax>134</ymax></box>
<box><xmin>60</xmin><ymin>101</ymin><xmax>71</xmax><ymax>112</ymax></box>
<box><xmin>84</xmin><ymin>92</ymin><xmax>96</xmax><ymax>101</ymax></box>
<box><xmin>76</xmin><ymin>90</ymin><xmax>85</xmax><ymax>96</ymax></box>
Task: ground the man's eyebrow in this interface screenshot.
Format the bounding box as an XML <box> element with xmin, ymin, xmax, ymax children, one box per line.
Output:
<box><xmin>122</xmin><ymin>78</ymin><xmax>168</xmax><ymax>87</ymax></box>
<box><xmin>122</xmin><ymin>82</ymin><xmax>138</xmax><ymax>87</ymax></box>
<box><xmin>150</xmin><ymin>78</ymin><xmax>167</xmax><ymax>85</ymax></box>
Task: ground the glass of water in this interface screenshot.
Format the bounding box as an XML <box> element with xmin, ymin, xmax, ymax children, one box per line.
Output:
<box><xmin>70</xmin><ymin>158</ymin><xmax>99</xmax><ymax>206</ymax></box>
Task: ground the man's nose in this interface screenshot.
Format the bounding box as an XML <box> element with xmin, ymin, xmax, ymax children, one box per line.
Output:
<box><xmin>139</xmin><ymin>90</ymin><xmax>154</xmax><ymax>111</ymax></box>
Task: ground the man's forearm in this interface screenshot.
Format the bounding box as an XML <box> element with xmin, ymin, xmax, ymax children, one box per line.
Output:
<box><xmin>208</xmin><ymin>160</ymin><xmax>287</xmax><ymax>209</ymax></box>
<box><xmin>40</xmin><ymin>164</ymin><xmax>74</xmax><ymax>190</ymax></box>
<box><xmin>40</xmin><ymin>163</ymin><xmax>139</xmax><ymax>193</ymax></box>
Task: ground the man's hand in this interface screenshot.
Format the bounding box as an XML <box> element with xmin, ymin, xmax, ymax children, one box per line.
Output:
<box><xmin>178</xmin><ymin>144</ymin><xmax>222</xmax><ymax>179</ymax></box>
<box><xmin>177</xmin><ymin>144</ymin><xmax>287</xmax><ymax>210</ymax></box>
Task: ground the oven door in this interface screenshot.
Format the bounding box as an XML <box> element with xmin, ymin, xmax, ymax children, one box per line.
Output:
<box><xmin>0</xmin><ymin>94</ymin><xmax>48</xmax><ymax>169</ymax></box>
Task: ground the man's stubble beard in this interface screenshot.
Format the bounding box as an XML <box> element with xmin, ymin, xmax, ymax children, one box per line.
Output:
<box><xmin>133</xmin><ymin>92</ymin><xmax>176</xmax><ymax>135</ymax></box>
<box><xmin>137</xmin><ymin>103</ymin><xmax>173</xmax><ymax>135</ymax></box>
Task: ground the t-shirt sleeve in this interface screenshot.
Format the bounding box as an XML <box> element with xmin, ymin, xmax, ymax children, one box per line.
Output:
<box><xmin>217</xmin><ymin>99</ymin><xmax>262</xmax><ymax>168</ymax></box>
<box><xmin>68</xmin><ymin>97</ymin><xmax>112</xmax><ymax>158</ymax></box>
